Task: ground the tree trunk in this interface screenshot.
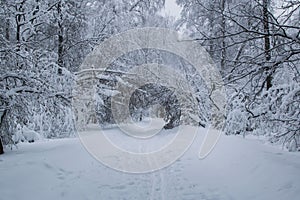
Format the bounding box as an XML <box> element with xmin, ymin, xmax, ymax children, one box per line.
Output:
<box><xmin>0</xmin><ymin>137</ymin><xmax>4</xmax><ymax>155</ymax></box>
<box><xmin>0</xmin><ymin>110</ymin><xmax>6</xmax><ymax>155</ymax></box>
<box><xmin>220</xmin><ymin>0</ymin><xmax>226</xmax><ymax>72</ymax></box>
<box><xmin>263</xmin><ymin>0</ymin><xmax>272</xmax><ymax>90</ymax></box>
<box><xmin>57</xmin><ymin>1</ymin><xmax>64</xmax><ymax>67</ymax></box>
<box><xmin>5</xmin><ymin>18</ymin><xmax>10</xmax><ymax>41</ymax></box>
<box><xmin>208</xmin><ymin>2</ymin><xmax>215</xmax><ymax>58</ymax></box>
<box><xmin>263</xmin><ymin>0</ymin><xmax>271</xmax><ymax>61</ymax></box>
<box><xmin>15</xmin><ymin>1</ymin><xmax>25</xmax><ymax>51</ymax></box>
<box><xmin>15</xmin><ymin>0</ymin><xmax>26</xmax><ymax>70</ymax></box>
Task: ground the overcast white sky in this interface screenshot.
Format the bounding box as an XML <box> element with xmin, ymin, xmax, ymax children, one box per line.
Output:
<box><xmin>160</xmin><ymin>0</ymin><xmax>182</xmax><ymax>19</ymax></box>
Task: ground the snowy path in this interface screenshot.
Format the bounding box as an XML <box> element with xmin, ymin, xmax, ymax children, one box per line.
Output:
<box><xmin>1</xmin><ymin>127</ymin><xmax>300</xmax><ymax>200</ymax></box>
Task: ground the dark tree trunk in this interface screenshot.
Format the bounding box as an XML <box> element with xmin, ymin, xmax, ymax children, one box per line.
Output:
<box><xmin>263</xmin><ymin>0</ymin><xmax>271</xmax><ymax>61</ymax></box>
<box><xmin>220</xmin><ymin>0</ymin><xmax>226</xmax><ymax>72</ymax></box>
<box><xmin>15</xmin><ymin>0</ymin><xmax>26</xmax><ymax>70</ymax></box>
<box><xmin>5</xmin><ymin>18</ymin><xmax>10</xmax><ymax>41</ymax></box>
<box><xmin>263</xmin><ymin>0</ymin><xmax>273</xmax><ymax>90</ymax></box>
<box><xmin>208</xmin><ymin>2</ymin><xmax>215</xmax><ymax>58</ymax></box>
<box><xmin>266</xmin><ymin>74</ymin><xmax>273</xmax><ymax>90</ymax></box>
<box><xmin>0</xmin><ymin>110</ymin><xmax>6</xmax><ymax>155</ymax></box>
<box><xmin>15</xmin><ymin>1</ymin><xmax>25</xmax><ymax>51</ymax></box>
<box><xmin>57</xmin><ymin>1</ymin><xmax>64</xmax><ymax>67</ymax></box>
<box><xmin>0</xmin><ymin>137</ymin><xmax>4</xmax><ymax>155</ymax></box>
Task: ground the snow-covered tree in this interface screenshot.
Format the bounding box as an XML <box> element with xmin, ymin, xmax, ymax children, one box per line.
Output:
<box><xmin>178</xmin><ymin>0</ymin><xmax>300</xmax><ymax>150</ymax></box>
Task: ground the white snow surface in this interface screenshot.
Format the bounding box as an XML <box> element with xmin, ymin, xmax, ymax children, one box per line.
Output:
<box><xmin>1</xmin><ymin>125</ymin><xmax>300</xmax><ymax>200</ymax></box>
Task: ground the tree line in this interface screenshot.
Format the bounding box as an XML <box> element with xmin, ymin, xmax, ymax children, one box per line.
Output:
<box><xmin>0</xmin><ymin>0</ymin><xmax>299</xmax><ymax>152</ymax></box>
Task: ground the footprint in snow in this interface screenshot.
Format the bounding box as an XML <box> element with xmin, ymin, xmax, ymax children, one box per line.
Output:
<box><xmin>43</xmin><ymin>162</ymin><xmax>54</xmax><ymax>169</ymax></box>
<box><xmin>111</xmin><ymin>185</ymin><xmax>126</xmax><ymax>190</ymax></box>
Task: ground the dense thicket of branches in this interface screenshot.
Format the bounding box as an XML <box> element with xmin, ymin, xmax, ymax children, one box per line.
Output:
<box><xmin>0</xmin><ymin>0</ymin><xmax>299</xmax><ymax>152</ymax></box>
<box><xmin>0</xmin><ymin>0</ymin><xmax>166</xmax><ymax>148</ymax></box>
<box><xmin>177</xmin><ymin>0</ymin><xmax>300</xmax><ymax>150</ymax></box>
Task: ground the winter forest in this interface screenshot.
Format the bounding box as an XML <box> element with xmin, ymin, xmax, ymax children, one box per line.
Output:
<box><xmin>0</xmin><ymin>0</ymin><xmax>300</xmax><ymax>199</ymax></box>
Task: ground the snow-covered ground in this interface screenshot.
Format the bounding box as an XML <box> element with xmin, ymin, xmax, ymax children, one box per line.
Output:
<box><xmin>1</xmin><ymin>125</ymin><xmax>300</xmax><ymax>200</ymax></box>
